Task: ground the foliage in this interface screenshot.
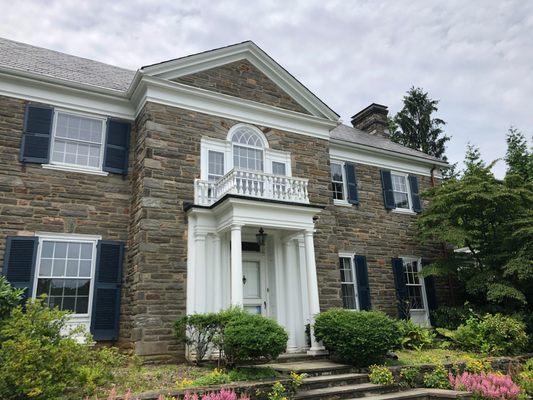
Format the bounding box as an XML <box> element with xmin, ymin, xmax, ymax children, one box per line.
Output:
<box><xmin>449</xmin><ymin>372</ymin><xmax>522</xmax><ymax>399</ymax></box>
<box><xmin>222</xmin><ymin>311</ymin><xmax>288</xmax><ymax>365</ymax></box>
<box><xmin>399</xmin><ymin>366</ymin><xmax>422</xmax><ymax>388</ymax></box>
<box><xmin>505</xmin><ymin>127</ymin><xmax>533</xmax><ymax>183</ymax></box>
<box><xmin>423</xmin><ymin>364</ymin><xmax>451</xmax><ymax>389</ymax></box>
<box><xmin>453</xmin><ymin>314</ymin><xmax>528</xmax><ymax>356</ymax></box>
<box><xmin>418</xmin><ymin>143</ymin><xmax>533</xmax><ymax>311</ymax></box>
<box><xmin>396</xmin><ymin>319</ymin><xmax>435</xmax><ymax>350</ymax></box>
<box><xmin>314</xmin><ymin>309</ymin><xmax>401</xmax><ymax>366</ymax></box>
<box><xmin>175</xmin><ymin>312</ymin><xmax>224</xmax><ymax>364</ymax></box>
<box><xmin>183</xmin><ymin>390</ymin><xmax>251</xmax><ymax>400</ymax></box>
<box><xmin>266</xmin><ymin>382</ymin><xmax>288</xmax><ymax>400</ymax></box>
<box><xmin>0</xmin><ymin>276</ymin><xmax>23</xmax><ymax>322</ymax></box>
<box><xmin>430</xmin><ymin>305</ymin><xmax>477</xmax><ymax>330</ymax></box>
<box><xmin>388</xmin><ymin>87</ymin><xmax>450</xmax><ymax>160</ymax></box>
<box><xmin>516</xmin><ymin>359</ymin><xmax>533</xmax><ymax>397</ymax></box>
<box><xmin>369</xmin><ymin>365</ymin><xmax>394</xmax><ymax>385</ymax></box>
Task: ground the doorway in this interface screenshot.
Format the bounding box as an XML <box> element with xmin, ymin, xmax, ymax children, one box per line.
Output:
<box><xmin>242</xmin><ymin>253</ymin><xmax>268</xmax><ymax>316</ymax></box>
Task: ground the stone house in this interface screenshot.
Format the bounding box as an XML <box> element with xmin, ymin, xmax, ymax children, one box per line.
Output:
<box><xmin>0</xmin><ymin>37</ymin><xmax>450</xmax><ymax>361</ymax></box>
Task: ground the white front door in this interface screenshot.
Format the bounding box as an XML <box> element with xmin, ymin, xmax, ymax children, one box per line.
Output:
<box><xmin>242</xmin><ymin>255</ymin><xmax>267</xmax><ymax>316</ymax></box>
<box><xmin>403</xmin><ymin>257</ymin><xmax>430</xmax><ymax>327</ymax></box>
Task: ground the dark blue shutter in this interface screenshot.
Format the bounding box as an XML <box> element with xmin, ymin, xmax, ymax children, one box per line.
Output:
<box><xmin>344</xmin><ymin>163</ymin><xmax>359</xmax><ymax>205</ymax></box>
<box><xmin>422</xmin><ymin>259</ymin><xmax>438</xmax><ymax>323</ymax></box>
<box><xmin>103</xmin><ymin>120</ymin><xmax>131</xmax><ymax>175</ymax></box>
<box><xmin>354</xmin><ymin>255</ymin><xmax>371</xmax><ymax>310</ymax></box>
<box><xmin>392</xmin><ymin>257</ymin><xmax>409</xmax><ymax>319</ymax></box>
<box><xmin>2</xmin><ymin>236</ymin><xmax>38</xmax><ymax>300</ymax></box>
<box><xmin>91</xmin><ymin>241</ymin><xmax>124</xmax><ymax>341</ymax></box>
<box><xmin>20</xmin><ymin>104</ymin><xmax>54</xmax><ymax>164</ymax></box>
<box><xmin>409</xmin><ymin>175</ymin><xmax>422</xmax><ymax>213</ymax></box>
<box><xmin>380</xmin><ymin>170</ymin><xmax>395</xmax><ymax>210</ymax></box>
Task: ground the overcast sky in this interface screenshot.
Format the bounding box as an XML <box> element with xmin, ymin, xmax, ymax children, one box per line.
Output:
<box><xmin>1</xmin><ymin>0</ymin><xmax>531</xmax><ymax>176</ymax></box>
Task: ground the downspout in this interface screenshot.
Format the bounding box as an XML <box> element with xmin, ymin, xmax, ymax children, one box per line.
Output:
<box><xmin>430</xmin><ymin>165</ymin><xmax>437</xmax><ymax>187</ymax></box>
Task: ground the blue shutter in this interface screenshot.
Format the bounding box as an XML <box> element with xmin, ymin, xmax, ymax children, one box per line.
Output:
<box><xmin>422</xmin><ymin>259</ymin><xmax>438</xmax><ymax>322</ymax></box>
<box><xmin>409</xmin><ymin>175</ymin><xmax>422</xmax><ymax>213</ymax></box>
<box><xmin>2</xmin><ymin>236</ymin><xmax>38</xmax><ymax>300</ymax></box>
<box><xmin>380</xmin><ymin>170</ymin><xmax>395</xmax><ymax>210</ymax></box>
<box><xmin>391</xmin><ymin>257</ymin><xmax>409</xmax><ymax>319</ymax></box>
<box><xmin>91</xmin><ymin>241</ymin><xmax>124</xmax><ymax>341</ymax></box>
<box><xmin>103</xmin><ymin>120</ymin><xmax>131</xmax><ymax>175</ymax></box>
<box><xmin>344</xmin><ymin>163</ymin><xmax>359</xmax><ymax>205</ymax></box>
<box><xmin>20</xmin><ymin>104</ymin><xmax>53</xmax><ymax>164</ymax></box>
<box><xmin>354</xmin><ymin>255</ymin><xmax>371</xmax><ymax>310</ymax></box>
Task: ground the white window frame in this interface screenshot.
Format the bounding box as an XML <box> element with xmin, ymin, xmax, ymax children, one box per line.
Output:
<box><xmin>31</xmin><ymin>233</ymin><xmax>101</xmax><ymax>325</ymax></box>
<box><xmin>391</xmin><ymin>171</ymin><xmax>414</xmax><ymax>214</ymax></box>
<box><xmin>338</xmin><ymin>252</ymin><xmax>359</xmax><ymax>310</ymax></box>
<box><xmin>43</xmin><ymin>109</ymin><xmax>109</xmax><ymax>176</ymax></box>
<box><xmin>331</xmin><ymin>159</ymin><xmax>349</xmax><ymax>206</ymax></box>
<box><xmin>401</xmin><ymin>256</ymin><xmax>429</xmax><ymax>313</ymax></box>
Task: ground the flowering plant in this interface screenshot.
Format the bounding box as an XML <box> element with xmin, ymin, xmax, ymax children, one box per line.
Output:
<box><xmin>449</xmin><ymin>372</ymin><xmax>522</xmax><ymax>399</ymax></box>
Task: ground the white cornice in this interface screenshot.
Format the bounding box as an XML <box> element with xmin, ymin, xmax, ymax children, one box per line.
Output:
<box><xmin>140</xmin><ymin>41</ymin><xmax>340</xmax><ymax>121</ymax></box>
<box><xmin>131</xmin><ymin>75</ymin><xmax>337</xmax><ymax>140</ymax></box>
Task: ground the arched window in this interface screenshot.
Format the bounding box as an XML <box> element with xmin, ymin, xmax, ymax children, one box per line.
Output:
<box><xmin>229</xmin><ymin>124</ymin><xmax>268</xmax><ymax>172</ymax></box>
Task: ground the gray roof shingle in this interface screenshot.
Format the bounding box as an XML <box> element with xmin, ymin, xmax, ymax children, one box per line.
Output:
<box><xmin>330</xmin><ymin>124</ymin><xmax>446</xmax><ymax>163</ymax></box>
<box><xmin>0</xmin><ymin>37</ymin><xmax>135</xmax><ymax>92</ymax></box>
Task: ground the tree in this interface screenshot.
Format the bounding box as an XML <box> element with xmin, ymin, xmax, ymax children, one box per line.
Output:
<box><xmin>505</xmin><ymin>127</ymin><xmax>533</xmax><ymax>183</ymax></box>
<box><xmin>389</xmin><ymin>87</ymin><xmax>450</xmax><ymax>160</ymax></box>
<box><xmin>418</xmin><ymin>143</ymin><xmax>533</xmax><ymax>311</ymax></box>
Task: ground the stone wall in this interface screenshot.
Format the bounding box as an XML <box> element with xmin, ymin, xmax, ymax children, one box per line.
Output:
<box><xmin>174</xmin><ymin>59</ymin><xmax>311</xmax><ymax>115</ymax></box>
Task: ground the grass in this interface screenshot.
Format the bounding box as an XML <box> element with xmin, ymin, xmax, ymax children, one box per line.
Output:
<box><xmin>387</xmin><ymin>348</ymin><xmax>483</xmax><ymax>366</ymax></box>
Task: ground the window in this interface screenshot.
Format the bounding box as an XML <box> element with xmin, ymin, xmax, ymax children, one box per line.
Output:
<box><xmin>403</xmin><ymin>258</ymin><xmax>424</xmax><ymax>310</ymax></box>
<box><xmin>272</xmin><ymin>161</ymin><xmax>286</xmax><ymax>176</ymax></box>
<box><xmin>391</xmin><ymin>173</ymin><xmax>411</xmax><ymax>210</ymax></box>
<box><xmin>339</xmin><ymin>256</ymin><xmax>359</xmax><ymax>310</ymax></box>
<box><xmin>331</xmin><ymin>162</ymin><xmax>346</xmax><ymax>201</ymax></box>
<box><xmin>50</xmin><ymin>111</ymin><xmax>106</xmax><ymax>170</ymax></box>
<box><xmin>35</xmin><ymin>237</ymin><xmax>96</xmax><ymax>315</ymax></box>
<box><xmin>208</xmin><ymin>150</ymin><xmax>224</xmax><ymax>181</ymax></box>
<box><xmin>231</xmin><ymin>125</ymin><xmax>265</xmax><ymax>172</ymax></box>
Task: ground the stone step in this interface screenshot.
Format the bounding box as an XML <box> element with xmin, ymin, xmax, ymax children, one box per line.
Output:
<box><xmin>347</xmin><ymin>388</ymin><xmax>472</xmax><ymax>400</ymax></box>
<box><xmin>301</xmin><ymin>373</ymin><xmax>369</xmax><ymax>390</ymax></box>
<box><xmin>294</xmin><ymin>382</ymin><xmax>398</xmax><ymax>400</ymax></box>
<box><xmin>267</xmin><ymin>360</ymin><xmax>353</xmax><ymax>376</ymax></box>
<box><xmin>275</xmin><ymin>352</ymin><xmax>329</xmax><ymax>364</ymax></box>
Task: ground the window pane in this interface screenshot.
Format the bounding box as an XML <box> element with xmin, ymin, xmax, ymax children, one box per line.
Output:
<box><xmin>67</xmin><ymin>243</ymin><xmax>80</xmax><ymax>258</ymax></box>
<box><xmin>208</xmin><ymin>151</ymin><xmax>224</xmax><ymax>181</ymax></box>
<box><xmin>341</xmin><ymin>284</ymin><xmax>357</xmax><ymax>309</ymax></box>
<box><xmin>39</xmin><ymin>258</ymin><xmax>53</xmax><ymax>277</ymax></box>
<box><xmin>331</xmin><ymin>163</ymin><xmax>343</xmax><ymax>182</ymax></box>
<box><xmin>80</xmin><ymin>243</ymin><xmax>93</xmax><ymax>259</ymax></box>
<box><xmin>52</xmin><ymin>259</ymin><xmax>66</xmax><ymax>276</ymax></box>
<box><xmin>233</xmin><ymin>145</ymin><xmax>263</xmax><ymax>171</ymax></box>
<box><xmin>394</xmin><ymin>192</ymin><xmax>409</xmax><ymax>209</ymax></box>
<box><xmin>272</xmin><ymin>162</ymin><xmax>286</xmax><ymax>176</ymax></box>
<box><xmin>54</xmin><ymin>242</ymin><xmax>67</xmax><ymax>258</ymax></box>
<box><xmin>75</xmin><ymin>297</ymin><xmax>89</xmax><ymax>314</ymax></box>
<box><xmin>392</xmin><ymin>174</ymin><xmax>407</xmax><ymax>192</ymax></box>
<box><xmin>332</xmin><ymin>182</ymin><xmax>344</xmax><ymax>200</ymax></box>
<box><xmin>66</xmin><ymin>260</ymin><xmax>78</xmax><ymax>277</ymax></box>
<box><xmin>79</xmin><ymin>260</ymin><xmax>92</xmax><ymax>277</ymax></box>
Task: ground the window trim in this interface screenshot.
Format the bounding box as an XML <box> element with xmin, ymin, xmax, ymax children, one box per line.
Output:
<box><xmin>331</xmin><ymin>160</ymin><xmax>349</xmax><ymax>205</ymax></box>
<box><xmin>31</xmin><ymin>233</ymin><xmax>101</xmax><ymax>321</ymax></box>
<box><xmin>46</xmin><ymin>108</ymin><xmax>108</xmax><ymax>174</ymax></box>
<box><xmin>338</xmin><ymin>252</ymin><xmax>359</xmax><ymax>311</ymax></box>
<box><xmin>400</xmin><ymin>256</ymin><xmax>429</xmax><ymax>313</ymax></box>
<box><xmin>391</xmin><ymin>171</ymin><xmax>414</xmax><ymax>213</ymax></box>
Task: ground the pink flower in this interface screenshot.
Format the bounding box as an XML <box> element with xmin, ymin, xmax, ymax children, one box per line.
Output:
<box><xmin>448</xmin><ymin>372</ymin><xmax>522</xmax><ymax>399</ymax></box>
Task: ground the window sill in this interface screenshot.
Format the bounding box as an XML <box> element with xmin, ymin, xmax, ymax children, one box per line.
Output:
<box><xmin>392</xmin><ymin>208</ymin><xmax>417</xmax><ymax>215</ymax></box>
<box><xmin>42</xmin><ymin>164</ymin><xmax>109</xmax><ymax>176</ymax></box>
<box><xmin>334</xmin><ymin>199</ymin><xmax>352</xmax><ymax>207</ymax></box>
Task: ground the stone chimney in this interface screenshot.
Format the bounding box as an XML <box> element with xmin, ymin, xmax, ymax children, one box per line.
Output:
<box><xmin>351</xmin><ymin>103</ymin><xmax>389</xmax><ymax>137</ymax></box>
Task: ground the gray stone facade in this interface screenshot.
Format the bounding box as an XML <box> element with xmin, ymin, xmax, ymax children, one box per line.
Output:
<box><xmin>0</xmin><ymin>61</ymin><xmax>451</xmax><ymax>361</ymax></box>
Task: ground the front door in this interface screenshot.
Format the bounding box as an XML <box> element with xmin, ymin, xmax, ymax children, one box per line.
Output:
<box><xmin>242</xmin><ymin>255</ymin><xmax>267</xmax><ymax>316</ymax></box>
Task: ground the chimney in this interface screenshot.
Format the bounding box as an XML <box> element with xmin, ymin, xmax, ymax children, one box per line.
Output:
<box><xmin>351</xmin><ymin>103</ymin><xmax>389</xmax><ymax>137</ymax></box>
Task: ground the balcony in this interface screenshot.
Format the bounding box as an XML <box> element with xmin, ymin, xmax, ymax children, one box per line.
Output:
<box><xmin>194</xmin><ymin>168</ymin><xmax>310</xmax><ymax>206</ymax></box>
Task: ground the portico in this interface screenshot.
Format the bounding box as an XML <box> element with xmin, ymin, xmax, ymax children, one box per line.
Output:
<box><xmin>186</xmin><ymin>196</ymin><xmax>325</xmax><ymax>355</ymax></box>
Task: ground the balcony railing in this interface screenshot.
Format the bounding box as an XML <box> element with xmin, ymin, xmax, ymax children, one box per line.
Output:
<box><xmin>194</xmin><ymin>168</ymin><xmax>310</xmax><ymax>206</ymax></box>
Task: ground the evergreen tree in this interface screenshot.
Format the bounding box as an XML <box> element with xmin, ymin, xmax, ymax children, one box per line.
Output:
<box><xmin>389</xmin><ymin>87</ymin><xmax>450</xmax><ymax>160</ymax></box>
<box><xmin>505</xmin><ymin>127</ymin><xmax>533</xmax><ymax>183</ymax></box>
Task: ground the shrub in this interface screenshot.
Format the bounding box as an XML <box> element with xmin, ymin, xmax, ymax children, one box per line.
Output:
<box><xmin>396</xmin><ymin>319</ymin><xmax>435</xmax><ymax>350</ymax></box>
<box><xmin>369</xmin><ymin>365</ymin><xmax>394</xmax><ymax>385</ymax></box>
<box><xmin>0</xmin><ymin>276</ymin><xmax>23</xmax><ymax>322</ymax></box>
<box><xmin>423</xmin><ymin>364</ymin><xmax>451</xmax><ymax>389</ymax></box>
<box><xmin>183</xmin><ymin>389</ymin><xmax>250</xmax><ymax>400</ymax></box>
<box><xmin>449</xmin><ymin>372</ymin><xmax>522</xmax><ymax>399</ymax></box>
<box><xmin>223</xmin><ymin>312</ymin><xmax>288</xmax><ymax>365</ymax></box>
<box><xmin>430</xmin><ymin>305</ymin><xmax>476</xmax><ymax>330</ymax></box>
<box><xmin>175</xmin><ymin>312</ymin><xmax>224</xmax><ymax>364</ymax></box>
<box><xmin>313</xmin><ymin>309</ymin><xmax>401</xmax><ymax>366</ymax></box>
<box><xmin>399</xmin><ymin>366</ymin><xmax>422</xmax><ymax>388</ymax></box>
<box><xmin>517</xmin><ymin>359</ymin><xmax>533</xmax><ymax>397</ymax></box>
<box><xmin>454</xmin><ymin>314</ymin><xmax>528</xmax><ymax>356</ymax></box>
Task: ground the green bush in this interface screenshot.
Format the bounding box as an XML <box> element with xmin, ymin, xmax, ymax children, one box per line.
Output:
<box><xmin>517</xmin><ymin>358</ymin><xmax>533</xmax><ymax>397</ymax></box>
<box><xmin>369</xmin><ymin>365</ymin><xmax>394</xmax><ymax>385</ymax></box>
<box><xmin>399</xmin><ymin>366</ymin><xmax>422</xmax><ymax>388</ymax></box>
<box><xmin>0</xmin><ymin>276</ymin><xmax>23</xmax><ymax>322</ymax></box>
<box><xmin>314</xmin><ymin>309</ymin><xmax>401</xmax><ymax>367</ymax></box>
<box><xmin>223</xmin><ymin>312</ymin><xmax>288</xmax><ymax>365</ymax></box>
<box><xmin>175</xmin><ymin>312</ymin><xmax>224</xmax><ymax>364</ymax></box>
<box><xmin>430</xmin><ymin>305</ymin><xmax>476</xmax><ymax>330</ymax></box>
<box><xmin>454</xmin><ymin>314</ymin><xmax>528</xmax><ymax>356</ymax></box>
<box><xmin>396</xmin><ymin>319</ymin><xmax>435</xmax><ymax>350</ymax></box>
<box><xmin>423</xmin><ymin>364</ymin><xmax>451</xmax><ymax>389</ymax></box>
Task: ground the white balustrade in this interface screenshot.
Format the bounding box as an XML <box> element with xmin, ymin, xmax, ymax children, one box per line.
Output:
<box><xmin>194</xmin><ymin>168</ymin><xmax>309</xmax><ymax>206</ymax></box>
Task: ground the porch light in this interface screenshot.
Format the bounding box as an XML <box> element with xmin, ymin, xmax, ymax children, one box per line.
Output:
<box><xmin>256</xmin><ymin>227</ymin><xmax>267</xmax><ymax>247</ymax></box>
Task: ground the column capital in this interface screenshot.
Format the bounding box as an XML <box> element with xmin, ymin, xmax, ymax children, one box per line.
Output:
<box><xmin>303</xmin><ymin>228</ymin><xmax>315</xmax><ymax>237</ymax></box>
<box><xmin>230</xmin><ymin>223</ymin><xmax>244</xmax><ymax>231</ymax></box>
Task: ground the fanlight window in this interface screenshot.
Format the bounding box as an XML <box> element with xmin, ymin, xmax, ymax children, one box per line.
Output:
<box><xmin>230</xmin><ymin>126</ymin><xmax>266</xmax><ymax>172</ymax></box>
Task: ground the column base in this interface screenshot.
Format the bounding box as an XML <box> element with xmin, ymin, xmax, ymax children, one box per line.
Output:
<box><xmin>307</xmin><ymin>347</ymin><xmax>328</xmax><ymax>356</ymax></box>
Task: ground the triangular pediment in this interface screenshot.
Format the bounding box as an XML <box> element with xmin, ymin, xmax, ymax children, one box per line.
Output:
<box><xmin>140</xmin><ymin>41</ymin><xmax>339</xmax><ymax>121</ymax></box>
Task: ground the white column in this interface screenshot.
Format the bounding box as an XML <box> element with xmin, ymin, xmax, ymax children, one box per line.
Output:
<box><xmin>212</xmin><ymin>234</ymin><xmax>223</xmax><ymax>311</ymax></box>
<box><xmin>186</xmin><ymin>216</ymin><xmax>196</xmax><ymax>315</ymax></box>
<box><xmin>284</xmin><ymin>239</ymin><xmax>298</xmax><ymax>352</ymax></box>
<box><xmin>195</xmin><ymin>232</ymin><xmax>207</xmax><ymax>313</ymax></box>
<box><xmin>297</xmin><ymin>236</ymin><xmax>310</xmax><ymax>335</ymax></box>
<box><xmin>304</xmin><ymin>229</ymin><xmax>326</xmax><ymax>354</ymax></box>
<box><xmin>274</xmin><ymin>234</ymin><xmax>286</xmax><ymax>326</ymax></box>
<box><xmin>230</xmin><ymin>224</ymin><xmax>243</xmax><ymax>307</ymax></box>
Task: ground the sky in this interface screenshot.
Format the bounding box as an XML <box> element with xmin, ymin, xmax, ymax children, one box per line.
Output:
<box><xmin>0</xmin><ymin>0</ymin><xmax>531</xmax><ymax>177</ymax></box>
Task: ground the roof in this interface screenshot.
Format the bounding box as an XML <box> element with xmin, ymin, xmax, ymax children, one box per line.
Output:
<box><xmin>0</xmin><ymin>37</ymin><xmax>135</xmax><ymax>92</ymax></box>
<box><xmin>330</xmin><ymin>124</ymin><xmax>446</xmax><ymax>164</ymax></box>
